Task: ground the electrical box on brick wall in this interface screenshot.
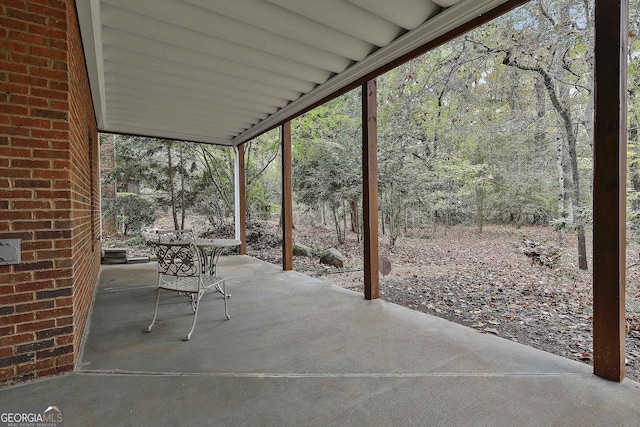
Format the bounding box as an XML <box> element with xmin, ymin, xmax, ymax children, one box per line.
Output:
<box><xmin>0</xmin><ymin>239</ymin><xmax>21</xmax><ymax>265</ymax></box>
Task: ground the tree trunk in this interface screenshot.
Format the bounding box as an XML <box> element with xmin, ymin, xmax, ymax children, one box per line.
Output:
<box><xmin>350</xmin><ymin>200</ymin><xmax>359</xmax><ymax>233</ymax></box>
<box><xmin>332</xmin><ymin>205</ymin><xmax>344</xmax><ymax>244</ymax></box>
<box><xmin>555</xmin><ymin>134</ymin><xmax>567</xmax><ymax>242</ymax></box>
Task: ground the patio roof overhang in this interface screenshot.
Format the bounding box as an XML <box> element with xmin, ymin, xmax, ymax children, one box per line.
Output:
<box><xmin>76</xmin><ymin>0</ymin><xmax>527</xmax><ymax>146</ymax></box>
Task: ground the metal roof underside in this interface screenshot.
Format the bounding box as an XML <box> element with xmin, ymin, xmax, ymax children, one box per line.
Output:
<box><xmin>76</xmin><ymin>0</ymin><xmax>513</xmax><ymax>146</ymax></box>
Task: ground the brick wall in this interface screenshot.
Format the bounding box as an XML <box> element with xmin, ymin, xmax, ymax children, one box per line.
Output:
<box><xmin>0</xmin><ymin>0</ymin><xmax>100</xmax><ymax>385</ymax></box>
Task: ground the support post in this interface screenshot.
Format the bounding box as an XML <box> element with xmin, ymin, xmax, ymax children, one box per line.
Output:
<box><xmin>363</xmin><ymin>80</ymin><xmax>379</xmax><ymax>300</ymax></box>
<box><xmin>282</xmin><ymin>121</ymin><xmax>293</xmax><ymax>271</ymax></box>
<box><xmin>234</xmin><ymin>144</ymin><xmax>247</xmax><ymax>254</ymax></box>
<box><xmin>593</xmin><ymin>0</ymin><xmax>627</xmax><ymax>381</ymax></box>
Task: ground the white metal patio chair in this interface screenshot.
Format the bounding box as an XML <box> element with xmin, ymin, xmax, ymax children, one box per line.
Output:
<box><xmin>147</xmin><ymin>241</ymin><xmax>229</xmax><ymax>340</ymax></box>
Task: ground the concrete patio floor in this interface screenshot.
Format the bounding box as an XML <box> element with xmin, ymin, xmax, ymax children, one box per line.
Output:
<box><xmin>2</xmin><ymin>255</ymin><xmax>640</xmax><ymax>426</ymax></box>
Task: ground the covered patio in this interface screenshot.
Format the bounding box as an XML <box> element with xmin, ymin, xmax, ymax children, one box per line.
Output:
<box><xmin>0</xmin><ymin>0</ymin><xmax>631</xmax><ymax>401</ymax></box>
<box><xmin>2</xmin><ymin>257</ymin><xmax>640</xmax><ymax>425</ymax></box>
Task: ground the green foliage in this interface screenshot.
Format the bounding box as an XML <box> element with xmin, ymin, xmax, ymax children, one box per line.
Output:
<box><xmin>112</xmin><ymin>193</ymin><xmax>156</xmax><ymax>236</ymax></box>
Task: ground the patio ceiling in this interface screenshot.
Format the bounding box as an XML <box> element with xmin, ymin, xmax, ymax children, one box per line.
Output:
<box><xmin>76</xmin><ymin>0</ymin><xmax>518</xmax><ymax>146</ymax></box>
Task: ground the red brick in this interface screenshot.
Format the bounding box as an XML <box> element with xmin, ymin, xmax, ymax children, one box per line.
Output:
<box><xmin>16</xmin><ymin>280</ymin><xmax>54</xmax><ymax>293</ymax></box>
<box><xmin>36</xmin><ymin>306</ymin><xmax>72</xmax><ymax>320</ymax></box>
<box><xmin>14</xmin><ymin>180</ymin><xmax>51</xmax><ymax>189</ymax></box>
<box><xmin>11</xmin><ymin>159</ymin><xmax>50</xmax><ymax>169</ymax></box>
<box><xmin>10</xmin><ymin>29</ymin><xmax>47</xmax><ymax>46</ymax></box>
<box><xmin>34</xmin><ymin>358</ymin><xmax>54</xmax><ymax>370</ymax></box>
<box><xmin>0</xmin><ymin>272</ymin><xmax>30</xmax><ymax>285</ymax></box>
<box><xmin>0</xmin><ymin>146</ymin><xmax>31</xmax><ymax>157</ymax></box>
<box><xmin>51</xmin><ymin>60</ymin><xmax>66</xmax><ymax>71</ymax></box>
<box><xmin>49</xmin><ymin>101</ymin><xmax>69</xmax><ymax>113</ymax></box>
<box><xmin>0</xmin><ymin>61</ymin><xmax>28</xmax><ymax>74</ymax></box>
<box><xmin>32</xmin><ymin>108</ymin><xmax>67</xmax><ymax>120</ymax></box>
<box><xmin>34</xmin><ymin>210</ymin><xmax>67</xmax><ymax>219</ymax></box>
<box><xmin>35</xmin><ymin>325</ymin><xmax>71</xmax><ymax>339</ymax></box>
<box><xmin>9</xmin><ymin>94</ymin><xmax>48</xmax><ymax>108</ymax></box>
<box><xmin>34</xmin><ymin>170</ymin><xmax>68</xmax><ymax>180</ymax></box>
<box><xmin>30</xmin><ymin>66</ymin><xmax>66</xmax><ymax>81</ymax></box>
<box><xmin>0</xmin><ymin>293</ymin><xmax>33</xmax><ymax>305</ymax></box>
<box><xmin>0</xmin><ymin>333</ymin><xmax>34</xmax><ymax>347</ymax></box>
<box><xmin>49</xmin><ymin>17</ymin><xmax>66</xmax><ymax>32</ymax></box>
<box><xmin>49</xmin><ymin>0</ymin><xmax>66</xmax><ymax>10</ymax></box>
<box><xmin>12</xmin><ymin>200</ymin><xmax>51</xmax><ymax>210</ymax></box>
<box><xmin>3</xmin><ymin>312</ymin><xmax>35</xmax><ymax>325</ymax></box>
<box><xmin>30</xmin><ymin>87</ymin><xmax>67</xmax><ymax>100</ymax></box>
<box><xmin>55</xmin><ymin>316</ymin><xmax>72</xmax><ymax>327</ymax></box>
<box><xmin>31</xmin><ymin>45</ymin><xmax>66</xmax><ymax>61</ymax></box>
<box><xmin>0</xmin><ymin>367</ymin><xmax>17</xmax><ymax>380</ymax></box>
<box><xmin>17</xmin><ymin>362</ymin><xmax>37</xmax><ymax>374</ymax></box>
<box><xmin>33</xmin><ymin>149</ymin><xmax>69</xmax><ymax>159</ymax></box>
<box><xmin>0</xmin><ymin>17</ymin><xmax>28</xmax><ymax>32</ymax></box>
<box><xmin>34</xmin><ymin>268</ymin><xmax>71</xmax><ymax>280</ymax></box>
<box><xmin>49</xmin><ymin>80</ymin><xmax>68</xmax><ymax>91</ymax></box>
<box><xmin>14</xmin><ymin>260</ymin><xmax>53</xmax><ymax>272</ymax></box>
<box><xmin>0</xmin><ymin>168</ymin><xmax>31</xmax><ymax>178</ymax></box>
<box><xmin>11</xmin><ymin>116</ymin><xmax>50</xmax><ymax>128</ymax></box>
<box><xmin>35</xmin><ymin>190</ymin><xmax>70</xmax><ymax>200</ymax></box>
<box><xmin>0</xmin><ymin>104</ymin><xmax>28</xmax><ymax>115</ymax></box>
<box><xmin>0</xmin><ymin>81</ymin><xmax>29</xmax><ymax>94</ymax></box>
<box><xmin>28</xmin><ymin>3</ymin><xmax>65</xmax><ymax>21</ymax></box>
<box><xmin>1</xmin><ymin>210</ymin><xmax>31</xmax><ymax>220</ymax></box>
<box><xmin>56</xmin><ymin>335</ymin><xmax>72</xmax><ymax>346</ymax></box>
<box><xmin>31</xmin><ymin>129</ymin><xmax>68</xmax><ymax>140</ymax></box>
<box><xmin>51</xmin><ymin>121</ymin><xmax>68</xmax><ymax>130</ymax></box>
<box><xmin>15</xmin><ymin>300</ymin><xmax>54</xmax><ymax>313</ymax></box>
<box><xmin>9</xmin><ymin>73</ymin><xmax>47</xmax><ymax>87</ymax></box>
<box><xmin>10</xmin><ymin>52</ymin><xmax>47</xmax><ymax>67</ymax></box>
<box><xmin>6</xmin><ymin>8</ymin><xmax>47</xmax><ymax>25</ymax></box>
<box><xmin>0</xmin><ymin>39</ymin><xmax>28</xmax><ymax>54</ymax></box>
<box><xmin>54</xmin><ymin>297</ymin><xmax>72</xmax><ymax>308</ymax></box>
<box><xmin>16</xmin><ymin>319</ymin><xmax>55</xmax><ymax>333</ymax></box>
<box><xmin>3</xmin><ymin>0</ymin><xmax>27</xmax><ymax>10</ymax></box>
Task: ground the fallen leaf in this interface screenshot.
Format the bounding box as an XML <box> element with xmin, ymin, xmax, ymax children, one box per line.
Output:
<box><xmin>484</xmin><ymin>328</ymin><xmax>499</xmax><ymax>335</ymax></box>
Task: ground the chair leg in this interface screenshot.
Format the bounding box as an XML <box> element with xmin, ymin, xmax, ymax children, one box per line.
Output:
<box><xmin>190</xmin><ymin>293</ymin><xmax>197</xmax><ymax>314</ymax></box>
<box><xmin>185</xmin><ymin>291</ymin><xmax>202</xmax><ymax>341</ymax></box>
<box><xmin>147</xmin><ymin>287</ymin><xmax>161</xmax><ymax>332</ymax></box>
<box><xmin>221</xmin><ymin>280</ymin><xmax>229</xmax><ymax>320</ymax></box>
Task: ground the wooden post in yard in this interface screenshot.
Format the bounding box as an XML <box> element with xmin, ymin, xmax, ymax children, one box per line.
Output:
<box><xmin>363</xmin><ymin>79</ymin><xmax>379</xmax><ymax>300</ymax></box>
<box><xmin>235</xmin><ymin>143</ymin><xmax>247</xmax><ymax>255</ymax></box>
<box><xmin>282</xmin><ymin>121</ymin><xmax>293</xmax><ymax>271</ymax></box>
<box><xmin>593</xmin><ymin>0</ymin><xmax>628</xmax><ymax>381</ymax></box>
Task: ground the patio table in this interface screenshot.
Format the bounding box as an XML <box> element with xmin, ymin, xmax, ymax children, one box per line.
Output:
<box><xmin>174</xmin><ymin>238</ymin><xmax>241</xmax><ymax>297</ymax></box>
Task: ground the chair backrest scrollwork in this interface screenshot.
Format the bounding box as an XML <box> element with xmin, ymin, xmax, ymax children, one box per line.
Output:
<box><xmin>156</xmin><ymin>229</ymin><xmax>195</xmax><ymax>243</ymax></box>
<box><xmin>149</xmin><ymin>242</ymin><xmax>200</xmax><ymax>277</ymax></box>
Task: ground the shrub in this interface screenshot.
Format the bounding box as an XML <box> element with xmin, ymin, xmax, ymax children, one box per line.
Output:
<box><xmin>113</xmin><ymin>193</ymin><xmax>156</xmax><ymax>236</ymax></box>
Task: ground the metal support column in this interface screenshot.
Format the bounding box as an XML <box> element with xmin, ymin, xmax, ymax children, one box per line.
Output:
<box><xmin>593</xmin><ymin>0</ymin><xmax>628</xmax><ymax>381</ymax></box>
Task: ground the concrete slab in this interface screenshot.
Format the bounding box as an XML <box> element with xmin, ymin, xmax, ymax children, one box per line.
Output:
<box><xmin>2</xmin><ymin>256</ymin><xmax>640</xmax><ymax>426</ymax></box>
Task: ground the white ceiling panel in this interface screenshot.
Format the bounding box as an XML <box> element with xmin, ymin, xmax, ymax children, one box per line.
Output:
<box><xmin>76</xmin><ymin>0</ymin><xmax>514</xmax><ymax>146</ymax></box>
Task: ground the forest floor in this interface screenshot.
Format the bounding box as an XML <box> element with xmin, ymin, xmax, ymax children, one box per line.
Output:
<box><xmin>245</xmin><ymin>219</ymin><xmax>640</xmax><ymax>383</ymax></box>
<box><xmin>115</xmin><ymin>216</ymin><xmax>640</xmax><ymax>382</ymax></box>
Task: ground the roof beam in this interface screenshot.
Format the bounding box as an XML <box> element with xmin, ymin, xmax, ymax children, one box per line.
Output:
<box><xmin>233</xmin><ymin>0</ymin><xmax>529</xmax><ymax>145</ymax></box>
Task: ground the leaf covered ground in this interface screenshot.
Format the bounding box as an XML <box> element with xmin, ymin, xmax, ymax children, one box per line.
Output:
<box><xmin>247</xmin><ymin>221</ymin><xmax>640</xmax><ymax>382</ymax></box>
